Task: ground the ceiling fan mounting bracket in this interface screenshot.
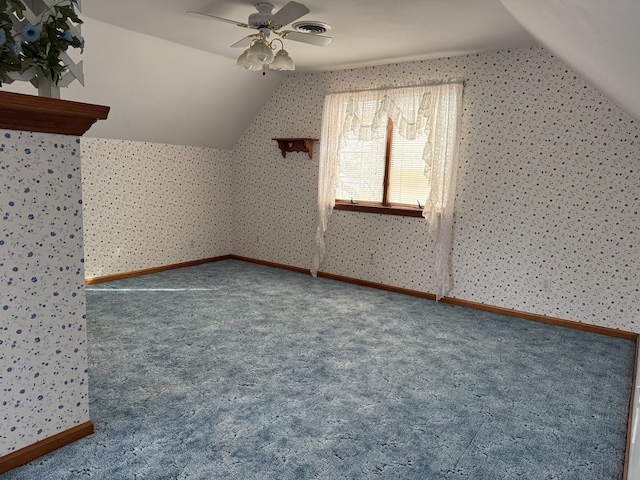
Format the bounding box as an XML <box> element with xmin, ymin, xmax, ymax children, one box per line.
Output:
<box><xmin>249</xmin><ymin>3</ymin><xmax>275</xmax><ymax>29</ymax></box>
<box><xmin>255</xmin><ymin>3</ymin><xmax>275</xmax><ymax>14</ymax></box>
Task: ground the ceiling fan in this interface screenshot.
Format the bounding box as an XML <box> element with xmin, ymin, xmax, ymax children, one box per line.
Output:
<box><xmin>187</xmin><ymin>2</ymin><xmax>332</xmax><ymax>72</ymax></box>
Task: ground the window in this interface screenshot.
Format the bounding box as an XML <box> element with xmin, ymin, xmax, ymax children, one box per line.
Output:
<box><xmin>335</xmin><ymin>115</ymin><xmax>431</xmax><ymax>217</ymax></box>
<box><xmin>312</xmin><ymin>82</ymin><xmax>463</xmax><ymax>299</ymax></box>
<box><xmin>320</xmin><ymin>84</ymin><xmax>461</xmax><ymax>218</ymax></box>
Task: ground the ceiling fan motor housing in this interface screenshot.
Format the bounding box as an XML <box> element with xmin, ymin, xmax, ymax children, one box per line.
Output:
<box><xmin>249</xmin><ymin>3</ymin><xmax>274</xmax><ymax>28</ymax></box>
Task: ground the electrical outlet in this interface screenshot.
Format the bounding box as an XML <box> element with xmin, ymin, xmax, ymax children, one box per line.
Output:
<box><xmin>369</xmin><ymin>252</ymin><xmax>375</xmax><ymax>265</ymax></box>
<box><xmin>542</xmin><ymin>278</ymin><xmax>551</xmax><ymax>292</ymax></box>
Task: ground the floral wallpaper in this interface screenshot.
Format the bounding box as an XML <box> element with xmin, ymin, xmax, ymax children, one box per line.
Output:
<box><xmin>80</xmin><ymin>139</ymin><xmax>234</xmax><ymax>279</ymax></box>
<box><xmin>232</xmin><ymin>47</ymin><xmax>640</xmax><ymax>333</ymax></box>
<box><xmin>0</xmin><ymin>130</ymin><xmax>89</xmax><ymax>455</ymax></box>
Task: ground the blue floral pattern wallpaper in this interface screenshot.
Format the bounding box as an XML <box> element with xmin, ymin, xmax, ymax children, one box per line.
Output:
<box><xmin>0</xmin><ymin>130</ymin><xmax>89</xmax><ymax>455</ymax></box>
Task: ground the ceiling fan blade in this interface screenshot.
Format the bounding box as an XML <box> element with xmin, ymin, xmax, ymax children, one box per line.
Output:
<box><xmin>186</xmin><ymin>11</ymin><xmax>250</xmax><ymax>28</ymax></box>
<box><xmin>230</xmin><ymin>35</ymin><xmax>256</xmax><ymax>48</ymax></box>
<box><xmin>281</xmin><ymin>30</ymin><xmax>332</xmax><ymax>47</ymax></box>
<box><xmin>270</xmin><ymin>1</ymin><xmax>310</xmax><ymax>28</ymax></box>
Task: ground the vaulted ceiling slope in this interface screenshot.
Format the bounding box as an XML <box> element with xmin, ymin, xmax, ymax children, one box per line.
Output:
<box><xmin>498</xmin><ymin>0</ymin><xmax>640</xmax><ymax>124</ymax></box>
<box><xmin>0</xmin><ymin>17</ymin><xmax>284</xmax><ymax>150</ymax></box>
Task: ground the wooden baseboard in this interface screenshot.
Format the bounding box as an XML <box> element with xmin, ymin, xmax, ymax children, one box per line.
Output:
<box><xmin>85</xmin><ymin>255</ymin><xmax>232</xmax><ymax>285</ymax></box>
<box><xmin>439</xmin><ymin>297</ymin><xmax>638</xmax><ymax>341</ymax></box>
<box><xmin>230</xmin><ymin>255</ymin><xmax>637</xmax><ymax>341</ymax></box>
<box><xmin>230</xmin><ymin>255</ymin><xmax>310</xmax><ymax>275</ymax></box>
<box><xmin>84</xmin><ymin>253</ymin><xmax>638</xmax><ymax>341</ymax></box>
<box><xmin>0</xmin><ymin>421</ymin><xmax>94</xmax><ymax>474</ymax></box>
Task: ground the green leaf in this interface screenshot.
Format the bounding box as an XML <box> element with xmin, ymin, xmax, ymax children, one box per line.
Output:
<box><xmin>2</xmin><ymin>0</ymin><xmax>82</xmax><ymax>86</ymax></box>
<box><xmin>8</xmin><ymin>0</ymin><xmax>25</xmax><ymax>20</ymax></box>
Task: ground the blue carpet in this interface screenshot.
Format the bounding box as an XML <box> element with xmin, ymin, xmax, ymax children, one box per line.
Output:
<box><xmin>4</xmin><ymin>260</ymin><xmax>634</xmax><ymax>479</ymax></box>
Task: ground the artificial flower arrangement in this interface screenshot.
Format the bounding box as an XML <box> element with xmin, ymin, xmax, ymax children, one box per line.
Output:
<box><xmin>0</xmin><ymin>0</ymin><xmax>83</xmax><ymax>87</ymax></box>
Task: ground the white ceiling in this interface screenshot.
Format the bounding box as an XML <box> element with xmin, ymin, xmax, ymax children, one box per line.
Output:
<box><xmin>82</xmin><ymin>0</ymin><xmax>537</xmax><ymax>72</ymax></box>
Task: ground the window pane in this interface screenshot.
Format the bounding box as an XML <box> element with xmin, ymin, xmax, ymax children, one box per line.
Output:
<box><xmin>388</xmin><ymin>128</ymin><xmax>429</xmax><ymax>206</ymax></box>
<box><xmin>335</xmin><ymin>101</ymin><xmax>386</xmax><ymax>203</ymax></box>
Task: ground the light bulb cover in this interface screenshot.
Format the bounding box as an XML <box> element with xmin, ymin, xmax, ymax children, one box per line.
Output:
<box><xmin>237</xmin><ymin>50</ymin><xmax>262</xmax><ymax>71</ymax></box>
<box><xmin>269</xmin><ymin>49</ymin><xmax>295</xmax><ymax>71</ymax></box>
<box><xmin>247</xmin><ymin>39</ymin><xmax>274</xmax><ymax>65</ymax></box>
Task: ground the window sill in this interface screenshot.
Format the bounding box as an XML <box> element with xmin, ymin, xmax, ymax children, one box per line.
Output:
<box><xmin>334</xmin><ymin>201</ymin><xmax>424</xmax><ymax>218</ymax></box>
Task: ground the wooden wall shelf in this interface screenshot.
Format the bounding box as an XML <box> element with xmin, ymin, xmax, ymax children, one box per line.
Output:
<box><xmin>272</xmin><ymin>138</ymin><xmax>318</xmax><ymax>159</ymax></box>
<box><xmin>0</xmin><ymin>91</ymin><xmax>109</xmax><ymax>136</ymax></box>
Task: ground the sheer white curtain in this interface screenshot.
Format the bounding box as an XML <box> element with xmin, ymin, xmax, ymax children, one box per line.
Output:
<box><xmin>420</xmin><ymin>82</ymin><xmax>464</xmax><ymax>299</ymax></box>
<box><xmin>311</xmin><ymin>93</ymin><xmax>343</xmax><ymax>276</ymax></box>
<box><xmin>311</xmin><ymin>82</ymin><xmax>463</xmax><ymax>299</ymax></box>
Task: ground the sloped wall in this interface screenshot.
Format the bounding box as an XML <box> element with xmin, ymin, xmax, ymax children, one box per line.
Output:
<box><xmin>232</xmin><ymin>47</ymin><xmax>640</xmax><ymax>332</ymax></box>
<box><xmin>81</xmin><ymin>139</ymin><xmax>234</xmax><ymax>278</ymax></box>
<box><xmin>0</xmin><ymin>130</ymin><xmax>89</xmax><ymax>455</ymax></box>
<box><xmin>0</xmin><ymin>17</ymin><xmax>284</xmax><ymax>150</ymax></box>
<box><xmin>498</xmin><ymin>0</ymin><xmax>640</xmax><ymax>124</ymax></box>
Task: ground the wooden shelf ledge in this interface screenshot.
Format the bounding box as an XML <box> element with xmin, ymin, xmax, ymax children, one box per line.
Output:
<box><xmin>0</xmin><ymin>91</ymin><xmax>109</xmax><ymax>136</ymax></box>
<box><xmin>272</xmin><ymin>138</ymin><xmax>318</xmax><ymax>159</ymax></box>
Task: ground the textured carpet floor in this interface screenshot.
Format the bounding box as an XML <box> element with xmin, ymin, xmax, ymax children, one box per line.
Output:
<box><xmin>4</xmin><ymin>260</ymin><xmax>635</xmax><ymax>479</ymax></box>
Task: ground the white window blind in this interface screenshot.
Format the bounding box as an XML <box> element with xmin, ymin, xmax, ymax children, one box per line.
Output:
<box><xmin>388</xmin><ymin>125</ymin><xmax>429</xmax><ymax>206</ymax></box>
<box><xmin>336</xmin><ymin>119</ymin><xmax>432</xmax><ymax>207</ymax></box>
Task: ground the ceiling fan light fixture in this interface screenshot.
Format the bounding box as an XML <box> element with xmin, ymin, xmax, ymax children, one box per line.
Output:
<box><xmin>247</xmin><ymin>38</ymin><xmax>274</xmax><ymax>65</ymax></box>
<box><xmin>236</xmin><ymin>49</ymin><xmax>261</xmax><ymax>70</ymax></box>
<box><xmin>269</xmin><ymin>49</ymin><xmax>295</xmax><ymax>71</ymax></box>
<box><xmin>189</xmin><ymin>2</ymin><xmax>330</xmax><ymax>74</ymax></box>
